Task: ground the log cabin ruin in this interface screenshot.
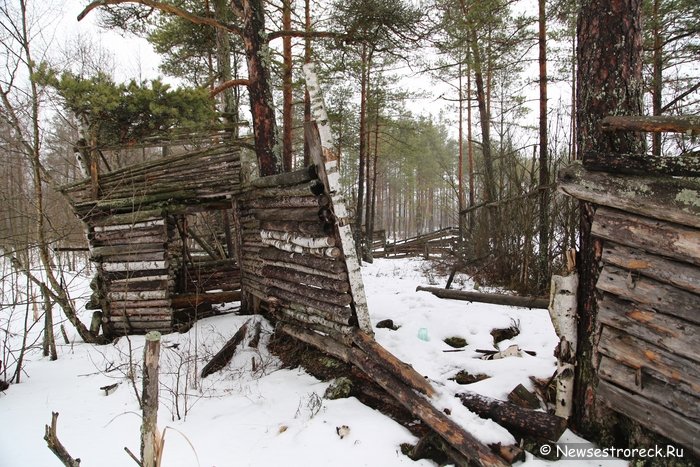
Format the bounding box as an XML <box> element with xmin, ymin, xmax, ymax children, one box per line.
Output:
<box><xmin>59</xmin><ymin>66</ymin><xmax>512</xmax><ymax>467</ymax></box>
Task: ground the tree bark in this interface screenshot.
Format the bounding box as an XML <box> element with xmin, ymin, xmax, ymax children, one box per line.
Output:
<box><xmin>537</xmin><ymin>0</ymin><xmax>550</xmax><ymax>292</ymax></box>
<box><xmin>282</xmin><ymin>0</ymin><xmax>293</xmax><ymax>171</ymax></box>
<box><xmin>574</xmin><ymin>0</ymin><xmax>645</xmax><ymax>439</ymax></box>
<box><xmin>141</xmin><ymin>331</ymin><xmax>161</xmax><ymax>467</ymax></box>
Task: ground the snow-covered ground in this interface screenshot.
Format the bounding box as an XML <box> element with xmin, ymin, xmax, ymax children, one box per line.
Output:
<box><xmin>0</xmin><ymin>258</ymin><xmax>625</xmax><ymax>466</ymax></box>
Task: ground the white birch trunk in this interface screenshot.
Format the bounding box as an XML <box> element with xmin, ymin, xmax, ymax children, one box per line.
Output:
<box><xmin>547</xmin><ymin>273</ymin><xmax>579</xmax><ymax>419</ymax></box>
<box><xmin>303</xmin><ymin>63</ymin><xmax>373</xmax><ymax>335</ymax></box>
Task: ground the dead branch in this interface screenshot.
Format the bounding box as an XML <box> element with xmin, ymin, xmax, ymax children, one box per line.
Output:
<box><xmin>44</xmin><ymin>412</ymin><xmax>81</xmax><ymax>467</ymax></box>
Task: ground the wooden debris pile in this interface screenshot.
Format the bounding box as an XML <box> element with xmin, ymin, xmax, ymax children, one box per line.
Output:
<box><xmin>376</xmin><ymin>227</ymin><xmax>459</xmax><ymax>259</ymax></box>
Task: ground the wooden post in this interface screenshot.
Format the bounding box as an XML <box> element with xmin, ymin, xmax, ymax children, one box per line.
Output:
<box><xmin>141</xmin><ymin>331</ymin><xmax>161</xmax><ymax>467</ymax></box>
<box><xmin>302</xmin><ymin>63</ymin><xmax>373</xmax><ymax>335</ymax></box>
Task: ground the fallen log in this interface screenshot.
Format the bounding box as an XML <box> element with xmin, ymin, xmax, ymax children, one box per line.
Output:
<box><xmin>457</xmin><ymin>391</ymin><xmax>567</xmax><ymax>442</ymax></box>
<box><xmin>417</xmin><ymin>286</ymin><xmax>549</xmax><ymax>309</ymax></box>
<box><xmin>201</xmin><ymin>320</ymin><xmax>250</xmax><ymax>378</ymax></box>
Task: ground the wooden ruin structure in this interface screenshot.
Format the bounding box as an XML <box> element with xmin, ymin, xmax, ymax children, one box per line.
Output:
<box><xmin>58</xmin><ymin>65</ymin><xmax>521</xmax><ymax>466</ymax></box>
<box><xmin>559</xmin><ymin>115</ymin><xmax>700</xmax><ymax>457</ymax></box>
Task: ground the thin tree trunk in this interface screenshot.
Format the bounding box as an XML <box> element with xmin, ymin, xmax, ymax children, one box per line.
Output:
<box><xmin>303</xmin><ymin>0</ymin><xmax>311</xmax><ymax>165</ymax></box>
<box><xmin>282</xmin><ymin>0</ymin><xmax>293</xmax><ymax>171</ymax></box>
<box><xmin>537</xmin><ymin>0</ymin><xmax>550</xmax><ymax>292</ymax></box>
<box><xmin>651</xmin><ymin>0</ymin><xmax>662</xmax><ymax>157</ymax></box>
<box><xmin>238</xmin><ymin>0</ymin><xmax>280</xmax><ymax>176</ymax></box>
<box><xmin>469</xmin><ymin>31</ymin><xmax>495</xmax><ymax>203</ymax></box>
<box><xmin>355</xmin><ymin>44</ymin><xmax>369</xmax><ymax>257</ymax></box>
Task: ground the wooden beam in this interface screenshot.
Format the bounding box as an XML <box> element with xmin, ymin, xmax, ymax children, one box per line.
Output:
<box><xmin>416</xmin><ymin>286</ymin><xmax>549</xmax><ymax>309</ymax></box>
<box><xmin>558</xmin><ymin>162</ymin><xmax>700</xmax><ymax>229</ymax></box>
<box><xmin>600</xmin><ymin>115</ymin><xmax>700</xmax><ymax>134</ymax></box>
<box><xmin>583</xmin><ymin>150</ymin><xmax>700</xmax><ymax>176</ymax></box>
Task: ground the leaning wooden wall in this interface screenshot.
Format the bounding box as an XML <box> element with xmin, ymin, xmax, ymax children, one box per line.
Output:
<box><xmin>238</xmin><ymin>166</ymin><xmax>358</xmax><ymax>340</ymax></box>
<box><xmin>559</xmin><ymin>162</ymin><xmax>700</xmax><ymax>456</ymax></box>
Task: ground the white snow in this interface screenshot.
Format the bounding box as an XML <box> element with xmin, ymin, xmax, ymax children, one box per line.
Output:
<box><xmin>0</xmin><ymin>257</ymin><xmax>626</xmax><ymax>466</ymax></box>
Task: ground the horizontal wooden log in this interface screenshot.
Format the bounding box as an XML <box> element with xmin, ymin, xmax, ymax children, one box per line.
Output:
<box><xmin>597</xmin><ymin>380</ymin><xmax>700</xmax><ymax>457</ymax></box>
<box><xmin>262</xmin><ymin>259</ymin><xmax>348</xmax><ymax>282</ymax></box>
<box><xmin>248</xmin><ymin>195</ymin><xmax>321</xmax><ymax>209</ymax></box>
<box><xmin>282</xmin><ymin>300</ymin><xmax>353</xmax><ymax>324</ymax></box>
<box><xmin>597</xmin><ymin>325</ymin><xmax>700</xmax><ymax>395</ymax></box>
<box><xmin>250</xmin><ymin>165</ymin><xmax>316</xmax><ymax>188</ymax></box>
<box><xmin>261</xmin><ymin>237</ymin><xmax>341</xmax><ymax>258</ymax></box>
<box><xmin>102</xmin><ymin>261</ymin><xmax>168</xmax><ymax>272</ymax></box>
<box><xmin>278</xmin><ymin>322</ymin><xmax>506</xmax><ymax>466</ymax></box>
<box><xmin>109</xmin><ymin>313</ymin><xmax>172</xmax><ymax>322</ymax></box>
<box><xmin>259</xmin><ymin>247</ymin><xmax>345</xmax><ymax>274</ymax></box>
<box><xmin>241</xmin><ymin>181</ymin><xmax>325</xmax><ymax>200</ymax></box>
<box><xmin>259</xmin><ymin>219</ymin><xmax>329</xmax><ymax>237</ymax></box>
<box><xmin>91</xmin><ymin>209</ymin><xmax>164</xmax><ymax>227</ymax></box>
<box><xmin>457</xmin><ymin>392</ymin><xmax>567</xmax><ymax>442</ymax></box>
<box><xmin>171</xmin><ymin>291</ymin><xmax>241</xmax><ymax>309</ymax></box>
<box><xmin>600</xmin><ymin>115</ymin><xmax>700</xmax><ymax>134</ymax></box>
<box><xmin>416</xmin><ymin>286</ymin><xmax>549</xmax><ymax>309</ymax></box>
<box><xmin>108</xmin><ymin>279</ymin><xmax>172</xmax><ymax>292</ymax></box>
<box><xmin>106</xmin><ymin>307</ymin><xmax>172</xmax><ymax>316</ymax></box>
<box><xmin>109</xmin><ymin>299</ymin><xmax>171</xmax><ymax>309</ymax></box>
<box><xmin>352</xmin><ymin>330</ymin><xmax>435</xmax><ymax>397</ymax></box>
<box><xmin>98</xmin><ymin>251</ymin><xmax>167</xmax><ymax>263</ymax></box>
<box><xmin>92</xmin><ymin>243</ymin><xmax>166</xmax><ymax>258</ymax></box>
<box><xmin>583</xmin><ymin>151</ymin><xmax>700</xmax><ymax>177</ymax></box>
<box><xmin>103</xmin><ymin>269</ymin><xmax>171</xmax><ymax>281</ymax></box>
<box><xmin>260</xmin><ymin>229</ymin><xmax>336</xmax><ymax>249</ymax></box>
<box><xmin>90</xmin><ymin>228</ymin><xmax>168</xmax><ymax>246</ymax></box>
<box><xmin>107</xmin><ymin>290</ymin><xmax>169</xmax><ymax>301</ymax></box>
<box><xmin>274</xmin><ymin>306</ymin><xmax>354</xmax><ymax>335</ymax></box>
<box><xmin>592</xmin><ymin>207</ymin><xmax>700</xmax><ymax>266</ymax></box>
<box><xmin>597</xmin><ymin>265</ymin><xmax>700</xmax><ymax>324</ymax></box>
<box><xmin>266</xmin><ymin>286</ymin><xmax>351</xmax><ymax>317</ymax></box>
<box><xmin>601</xmin><ymin>243</ymin><xmax>700</xmax><ymax>295</ymax></box>
<box><xmin>94</xmin><ymin>219</ymin><xmax>165</xmax><ymax>233</ymax></box>
<box><xmin>262</xmin><ymin>265</ymin><xmax>349</xmax><ymax>293</ymax></box>
<box><xmin>250</xmin><ymin>207</ymin><xmax>322</xmax><ymax>223</ymax></box>
<box><xmin>558</xmin><ymin>162</ymin><xmax>700</xmax><ymax>229</ymax></box>
<box><xmin>598</xmin><ymin>294</ymin><xmax>700</xmax><ymax>363</ymax></box>
<box><xmin>265</xmin><ymin>277</ymin><xmax>352</xmax><ymax>307</ymax></box>
<box><xmin>598</xmin><ymin>356</ymin><xmax>700</xmax><ymax>423</ymax></box>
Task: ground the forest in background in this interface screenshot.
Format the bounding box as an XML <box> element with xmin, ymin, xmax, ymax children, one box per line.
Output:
<box><xmin>0</xmin><ymin>0</ymin><xmax>698</xmax><ymax>297</ymax></box>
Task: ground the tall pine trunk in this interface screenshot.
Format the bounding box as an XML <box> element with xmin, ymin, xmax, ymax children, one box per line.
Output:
<box><xmin>574</xmin><ymin>0</ymin><xmax>645</xmax><ymax>439</ymax></box>
<box><xmin>537</xmin><ymin>0</ymin><xmax>550</xmax><ymax>292</ymax></box>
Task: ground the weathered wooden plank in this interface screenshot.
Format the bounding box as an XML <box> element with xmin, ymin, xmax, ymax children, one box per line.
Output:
<box><xmin>109</xmin><ymin>299</ymin><xmax>171</xmax><ymax>309</ymax></box>
<box><xmin>265</xmin><ymin>277</ymin><xmax>352</xmax><ymax>307</ymax></box>
<box><xmin>94</xmin><ymin>219</ymin><xmax>165</xmax><ymax>233</ymax></box>
<box><xmin>170</xmin><ymin>291</ymin><xmax>241</xmax><ymax>309</ymax></box>
<box><xmin>602</xmin><ymin>242</ymin><xmax>700</xmax><ymax>295</ymax></box>
<box><xmin>261</xmin><ymin>236</ymin><xmax>341</xmax><ymax>258</ymax></box>
<box><xmin>251</xmin><ymin>207</ymin><xmax>321</xmax><ymax>223</ymax></box>
<box><xmin>250</xmin><ymin>166</ymin><xmax>316</xmax><ymax>189</ymax></box>
<box><xmin>583</xmin><ymin>151</ymin><xmax>700</xmax><ymax>177</ymax></box>
<box><xmin>597</xmin><ymin>265</ymin><xmax>700</xmax><ymax>324</ymax></box>
<box><xmin>600</xmin><ymin>115</ymin><xmax>700</xmax><ymax>134</ymax></box>
<box><xmin>598</xmin><ymin>293</ymin><xmax>700</xmax><ymax>363</ymax></box>
<box><xmin>597</xmin><ymin>380</ymin><xmax>700</xmax><ymax>457</ymax></box>
<box><xmin>592</xmin><ymin>207</ymin><xmax>700</xmax><ymax>266</ymax></box>
<box><xmin>266</xmin><ymin>286</ymin><xmax>351</xmax><ymax>317</ymax></box>
<box><xmin>258</xmin><ymin>247</ymin><xmax>345</xmax><ymax>274</ymax></box>
<box><xmin>261</xmin><ymin>259</ymin><xmax>348</xmax><ymax>282</ymax></box>
<box><xmin>262</xmin><ymin>265</ymin><xmax>349</xmax><ymax>293</ymax></box>
<box><xmin>597</xmin><ymin>325</ymin><xmax>700</xmax><ymax>395</ymax></box>
<box><xmin>108</xmin><ymin>279</ymin><xmax>173</xmax><ymax>292</ymax></box>
<box><xmin>598</xmin><ymin>356</ymin><xmax>700</xmax><ymax>423</ymax></box>
<box><xmin>258</xmin><ymin>220</ymin><xmax>328</xmax><ymax>237</ymax></box>
<box><xmin>248</xmin><ymin>195</ymin><xmax>321</xmax><ymax>209</ymax></box>
<box><xmin>558</xmin><ymin>162</ymin><xmax>700</xmax><ymax>229</ymax></box>
<box><xmin>102</xmin><ymin>261</ymin><xmax>168</xmax><ymax>272</ymax></box>
<box><xmin>352</xmin><ymin>330</ymin><xmax>435</xmax><ymax>397</ymax></box>
<box><xmin>108</xmin><ymin>290</ymin><xmax>169</xmax><ymax>301</ymax></box>
<box><xmin>92</xmin><ymin>243</ymin><xmax>166</xmax><ymax>258</ymax></box>
<box><xmin>274</xmin><ymin>306</ymin><xmax>354</xmax><ymax>335</ymax></box>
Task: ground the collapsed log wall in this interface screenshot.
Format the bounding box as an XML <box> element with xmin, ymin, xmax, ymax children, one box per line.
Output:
<box><xmin>62</xmin><ymin>144</ymin><xmax>244</xmax><ymax>336</ymax></box>
<box><xmin>238</xmin><ymin>166</ymin><xmax>359</xmax><ymax>340</ymax></box>
<box><xmin>559</xmin><ymin>162</ymin><xmax>700</xmax><ymax>456</ymax></box>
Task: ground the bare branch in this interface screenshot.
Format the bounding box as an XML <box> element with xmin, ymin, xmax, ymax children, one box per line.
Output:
<box><xmin>209</xmin><ymin>78</ymin><xmax>250</xmax><ymax>97</ymax></box>
<box><xmin>77</xmin><ymin>0</ymin><xmax>243</xmax><ymax>37</ymax></box>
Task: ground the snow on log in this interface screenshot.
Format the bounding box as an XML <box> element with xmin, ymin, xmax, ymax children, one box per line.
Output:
<box><xmin>416</xmin><ymin>286</ymin><xmax>549</xmax><ymax>309</ymax></box>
